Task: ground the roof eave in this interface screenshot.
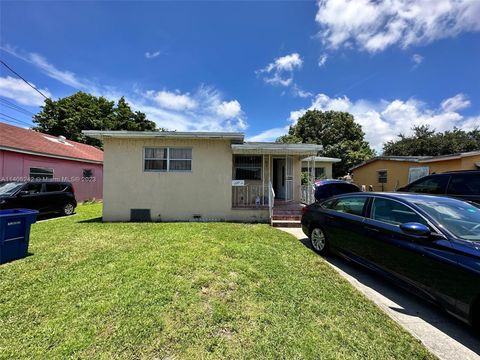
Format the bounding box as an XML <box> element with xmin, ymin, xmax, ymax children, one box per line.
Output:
<box><xmin>82</xmin><ymin>130</ymin><xmax>245</xmax><ymax>143</ymax></box>
<box><xmin>232</xmin><ymin>143</ymin><xmax>323</xmax><ymax>156</ymax></box>
<box><xmin>301</xmin><ymin>156</ymin><xmax>341</xmax><ymax>163</ymax></box>
<box><xmin>0</xmin><ymin>146</ymin><xmax>103</xmax><ymax>164</ymax></box>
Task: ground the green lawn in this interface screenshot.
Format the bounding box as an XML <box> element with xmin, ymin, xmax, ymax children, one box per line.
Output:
<box><xmin>0</xmin><ymin>203</ymin><xmax>433</xmax><ymax>359</ymax></box>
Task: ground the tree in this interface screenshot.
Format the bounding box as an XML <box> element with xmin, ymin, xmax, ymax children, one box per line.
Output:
<box><xmin>33</xmin><ymin>92</ymin><xmax>157</xmax><ymax>147</ymax></box>
<box><xmin>382</xmin><ymin>125</ymin><xmax>480</xmax><ymax>156</ymax></box>
<box><xmin>277</xmin><ymin>110</ymin><xmax>374</xmax><ymax>177</ymax></box>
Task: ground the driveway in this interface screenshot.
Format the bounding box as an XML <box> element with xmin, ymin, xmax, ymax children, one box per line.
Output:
<box><xmin>279</xmin><ymin>227</ymin><xmax>480</xmax><ymax>360</ymax></box>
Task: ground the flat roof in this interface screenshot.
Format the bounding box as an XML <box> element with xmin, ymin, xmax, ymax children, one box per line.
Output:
<box><xmin>232</xmin><ymin>142</ymin><xmax>323</xmax><ymax>155</ymax></box>
<box><xmin>350</xmin><ymin>150</ymin><xmax>480</xmax><ymax>171</ymax></box>
<box><xmin>82</xmin><ymin>130</ymin><xmax>245</xmax><ymax>143</ymax></box>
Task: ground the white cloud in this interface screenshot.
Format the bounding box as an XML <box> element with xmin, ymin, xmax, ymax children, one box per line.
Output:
<box><xmin>1</xmin><ymin>45</ymin><xmax>248</xmax><ymax>133</ymax></box>
<box><xmin>216</xmin><ymin>100</ymin><xmax>242</xmax><ymax>118</ymax></box>
<box><xmin>248</xmin><ymin>127</ymin><xmax>289</xmax><ymax>142</ymax></box>
<box><xmin>150</xmin><ymin>90</ymin><xmax>197</xmax><ymax>110</ymax></box>
<box><xmin>1</xmin><ymin>44</ymin><xmax>90</xmax><ymax>89</ymax></box>
<box><xmin>145</xmin><ymin>51</ymin><xmax>161</xmax><ymax>59</ymax></box>
<box><xmin>315</xmin><ymin>0</ymin><xmax>480</xmax><ymax>52</ymax></box>
<box><xmin>0</xmin><ymin>76</ymin><xmax>51</xmax><ymax>106</ymax></box>
<box><xmin>288</xmin><ymin>92</ymin><xmax>479</xmax><ymax>151</ymax></box>
<box><xmin>440</xmin><ymin>93</ymin><xmax>470</xmax><ymax>112</ymax></box>
<box><xmin>411</xmin><ymin>53</ymin><xmax>424</xmax><ymax>66</ymax></box>
<box><xmin>318</xmin><ymin>53</ymin><xmax>328</xmax><ymax>67</ymax></box>
<box><xmin>256</xmin><ymin>53</ymin><xmax>303</xmax><ymax>87</ymax></box>
<box><xmin>137</xmin><ymin>85</ymin><xmax>247</xmax><ymax>132</ymax></box>
<box><xmin>292</xmin><ymin>84</ymin><xmax>313</xmax><ymax>98</ymax></box>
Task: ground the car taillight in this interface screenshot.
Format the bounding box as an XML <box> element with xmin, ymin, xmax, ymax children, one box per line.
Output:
<box><xmin>301</xmin><ymin>206</ymin><xmax>308</xmax><ymax>215</ymax></box>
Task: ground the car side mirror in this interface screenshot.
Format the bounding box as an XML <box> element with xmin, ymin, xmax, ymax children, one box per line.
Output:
<box><xmin>18</xmin><ymin>190</ymin><xmax>30</xmax><ymax>196</ymax></box>
<box><xmin>400</xmin><ymin>222</ymin><xmax>431</xmax><ymax>237</ymax></box>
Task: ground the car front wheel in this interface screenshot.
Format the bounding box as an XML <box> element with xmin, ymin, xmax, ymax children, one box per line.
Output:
<box><xmin>62</xmin><ymin>202</ymin><xmax>75</xmax><ymax>216</ymax></box>
<box><xmin>310</xmin><ymin>226</ymin><xmax>328</xmax><ymax>255</ymax></box>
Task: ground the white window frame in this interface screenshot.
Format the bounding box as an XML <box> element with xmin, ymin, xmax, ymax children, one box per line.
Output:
<box><xmin>144</xmin><ymin>147</ymin><xmax>192</xmax><ymax>172</ymax></box>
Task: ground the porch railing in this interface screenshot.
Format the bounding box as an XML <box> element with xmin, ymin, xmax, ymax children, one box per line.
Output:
<box><xmin>232</xmin><ymin>184</ymin><xmax>270</xmax><ymax>208</ymax></box>
<box><xmin>300</xmin><ymin>183</ymin><xmax>316</xmax><ymax>204</ymax></box>
<box><xmin>268</xmin><ymin>181</ymin><xmax>274</xmax><ymax>222</ymax></box>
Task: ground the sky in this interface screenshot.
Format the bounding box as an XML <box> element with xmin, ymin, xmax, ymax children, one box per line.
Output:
<box><xmin>1</xmin><ymin>0</ymin><xmax>479</xmax><ymax>152</ymax></box>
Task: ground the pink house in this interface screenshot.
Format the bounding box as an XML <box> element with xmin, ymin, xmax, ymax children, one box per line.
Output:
<box><xmin>0</xmin><ymin>123</ymin><xmax>103</xmax><ymax>201</ymax></box>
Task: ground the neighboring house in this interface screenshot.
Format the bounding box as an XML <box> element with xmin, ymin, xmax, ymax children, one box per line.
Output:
<box><xmin>301</xmin><ymin>156</ymin><xmax>341</xmax><ymax>179</ymax></box>
<box><xmin>83</xmin><ymin>130</ymin><xmax>324</xmax><ymax>223</ymax></box>
<box><xmin>0</xmin><ymin>123</ymin><xmax>103</xmax><ymax>201</ymax></box>
<box><xmin>350</xmin><ymin>151</ymin><xmax>480</xmax><ymax>192</ymax></box>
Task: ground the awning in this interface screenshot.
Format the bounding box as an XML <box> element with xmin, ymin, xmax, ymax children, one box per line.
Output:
<box><xmin>301</xmin><ymin>156</ymin><xmax>341</xmax><ymax>163</ymax></box>
<box><xmin>232</xmin><ymin>143</ymin><xmax>323</xmax><ymax>156</ymax></box>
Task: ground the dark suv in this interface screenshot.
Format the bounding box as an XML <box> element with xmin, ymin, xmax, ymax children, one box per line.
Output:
<box><xmin>314</xmin><ymin>180</ymin><xmax>360</xmax><ymax>202</ymax></box>
<box><xmin>0</xmin><ymin>181</ymin><xmax>77</xmax><ymax>215</ymax></box>
<box><xmin>397</xmin><ymin>170</ymin><xmax>480</xmax><ymax>203</ymax></box>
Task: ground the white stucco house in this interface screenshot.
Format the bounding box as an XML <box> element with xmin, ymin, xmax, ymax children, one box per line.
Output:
<box><xmin>83</xmin><ymin>130</ymin><xmax>340</xmax><ymax>224</ymax></box>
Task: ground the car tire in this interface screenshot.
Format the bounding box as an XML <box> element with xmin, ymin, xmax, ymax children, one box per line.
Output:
<box><xmin>62</xmin><ymin>202</ymin><xmax>75</xmax><ymax>216</ymax></box>
<box><xmin>310</xmin><ymin>226</ymin><xmax>329</xmax><ymax>255</ymax></box>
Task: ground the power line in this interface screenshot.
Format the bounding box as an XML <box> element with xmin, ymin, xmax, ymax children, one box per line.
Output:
<box><xmin>0</xmin><ymin>118</ymin><xmax>32</xmax><ymax>128</ymax></box>
<box><xmin>0</xmin><ymin>112</ymin><xmax>33</xmax><ymax>127</ymax></box>
<box><xmin>0</xmin><ymin>98</ymin><xmax>35</xmax><ymax>116</ymax></box>
<box><xmin>0</xmin><ymin>97</ymin><xmax>36</xmax><ymax>114</ymax></box>
<box><xmin>0</xmin><ymin>60</ymin><xmax>49</xmax><ymax>100</ymax></box>
<box><xmin>0</xmin><ymin>101</ymin><xmax>34</xmax><ymax>116</ymax></box>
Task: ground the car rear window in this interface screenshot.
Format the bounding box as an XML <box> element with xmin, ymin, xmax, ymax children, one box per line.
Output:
<box><xmin>447</xmin><ymin>174</ymin><xmax>480</xmax><ymax>195</ymax></box>
<box><xmin>332</xmin><ymin>183</ymin><xmax>359</xmax><ymax>195</ymax></box>
<box><xmin>315</xmin><ymin>185</ymin><xmax>333</xmax><ymax>198</ymax></box>
<box><xmin>330</xmin><ymin>196</ymin><xmax>367</xmax><ymax>217</ymax></box>
<box><xmin>405</xmin><ymin>176</ymin><xmax>449</xmax><ymax>194</ymax></box>
<box><xmin>45</xmin><ymin>183</ymin><xmax>65</xmax><ymax>192</ymax></box>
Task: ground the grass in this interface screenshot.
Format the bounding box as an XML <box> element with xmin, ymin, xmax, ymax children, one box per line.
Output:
<box><xmin>0</xmin><ymin>203</ymin><xmax>433</xmax><ymax>359</ymax></box>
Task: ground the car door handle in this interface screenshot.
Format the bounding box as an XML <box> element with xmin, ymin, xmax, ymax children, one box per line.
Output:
<box><xmin>365</xmin><ymin>226</ymin><xmax>380</xmax><ymax>233</ymax></box>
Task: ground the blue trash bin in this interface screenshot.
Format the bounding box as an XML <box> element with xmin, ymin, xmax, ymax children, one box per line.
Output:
<box><xmin>0</xmin><ymin>209</ymin><xmax>38</xmax><ymax>264</ymax></box>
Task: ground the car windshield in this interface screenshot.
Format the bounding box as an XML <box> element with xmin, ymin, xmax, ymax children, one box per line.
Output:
<box><xmin>0</xmin><ymin>182</ymin><xmax>24</xmax><ymax>196</ymax></box>
<box><xmin>413</xmin><ymin>198</ymin><xmax>480</xmax><ymax>241</ymax></box>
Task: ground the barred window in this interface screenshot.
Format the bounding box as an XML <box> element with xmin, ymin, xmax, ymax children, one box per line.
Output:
<box><xmin>234</xmin><ymin>155</ymin><xmax>262</xmax><ymax>180</ymax></box>
<box><xmin>144</xmin><ymin>147</ymin><xmax>192</xmax><ymax>172</ymax></box>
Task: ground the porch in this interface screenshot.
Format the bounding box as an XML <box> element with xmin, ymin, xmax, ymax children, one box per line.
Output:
<box><xmin>230</xmin><ymin>153</ymin><xmax>298</xmax><ymax>209</ymax></box>
<box><xmin>229</xmin><ymin>142</ymin><xmax>323</xmax><ymax>226</ymax></box>
<box><xmin>230</xmin><ymin>152</ymin><xmax>330</xmax><ymax>209</ymax></box>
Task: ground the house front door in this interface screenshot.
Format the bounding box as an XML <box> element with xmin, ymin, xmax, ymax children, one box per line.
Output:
<box><xmin>273</xmin><ymin>156</ymin><xmax>294</xmax><ymax>201</ymax></box>
<box><xmin>273</xmin><ymin>158</ymin><xmax>286</xmax><ymax>199</ymax></box>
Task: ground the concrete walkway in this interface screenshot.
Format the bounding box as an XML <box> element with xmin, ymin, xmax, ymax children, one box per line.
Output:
<box><xmin>278</xmin><ymin>227</ymin><xmax>480</xmax><ymax>360</ymax></box>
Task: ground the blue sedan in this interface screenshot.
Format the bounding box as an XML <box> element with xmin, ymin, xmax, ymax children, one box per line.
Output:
<box><xmin>301</xmin><ymin>192</ymin><xmax>480</xmax><ymax>332</ymax></box>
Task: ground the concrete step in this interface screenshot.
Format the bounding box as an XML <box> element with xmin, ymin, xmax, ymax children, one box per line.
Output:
<box><xmin>271</xmin><ymin>220</ymin><xmax>302</xmax><ymax>228</ymax></box>
<box><xmin>273</xmin><ymin>211</ymin><xmax>303</xmax><ymax>216</ymax></box>
<box><xmin>272</xmin><ymin>215</ymin><xmax>302</xmax><ymax>221</ymax></box>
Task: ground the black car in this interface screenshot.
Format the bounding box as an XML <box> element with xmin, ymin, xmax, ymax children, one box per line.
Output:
<box><xmin>301</xmin><ymin>192</ymin><xmax>480</xmax><ymax>331</ymax></box>
<box><xmin>314</xmin><ymin>180</ymin><xmax>360</xmax><ymax>202</ymax></box>
<box><xmin>397</xmin><ymin>170</ymin><xmax>480</xmax><ymax>203</ymax></box>
<box><xmin>0</xmin><ymin>181</ymin><xmax>77</xmax><ymax>216</ymax></box>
